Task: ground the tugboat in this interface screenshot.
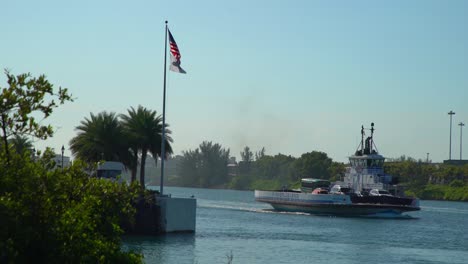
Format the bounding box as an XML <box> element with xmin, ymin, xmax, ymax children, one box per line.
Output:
<box><xmin>254</xmin><ymin>123</ymin><xmax>420</xmax><ymax>217</ymax></box>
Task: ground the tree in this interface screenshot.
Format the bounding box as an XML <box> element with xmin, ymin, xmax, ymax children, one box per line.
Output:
<box><xmin>70</xmin><ymin>112</ymin><xmax>126</xmax><ymax>161</ymax></box>
<box><xmin>255</xmin><ymin>147</ymin><xmax>265</xmax><ymax>160</ymax></box>
<box><xmin>328</xmin><ymin>162</ymin><xmax>346</xmax><ymax>181</ymax></box>
<box><xmin>177</xmin><ymin>149</ymin><xmax>201</xmax><ymax>187</ymax></box>
<box><xmin>239</xmin><ymin>146</ymin><xmax>253</xmax><ymax>174</ymax></box>
<box><xmin>0</xmin><ymin>149</ymin><xmax>142</xmax><ymax>263</ymax></box>
<box><xmin>253</xmin><ymin>154</ymin><xmax>296</xmax><ymax>181</ymax></box>
<box><xmin>0</xmin><ymin>69</ymin><xmax>141</xmax><ymax>262</ymax></box>
<box><xmin>177</xmin><ymin>141</ymin><xmax>230</xmax><ymax>188</ymax></box>
<box><xmin>291</xmin><ymin>151</ymin><xmax>332</xmax><ymax>181</ymax></box>
<box><xmin>120</xmin><ymin>106</ymin><xmax>173</xmax><ymax>186</ymax></box>
<box><xmin>199</xmin><ymin>141</ymin><xmax>230</xmax><ymax>187</ymax></box>
<box><xmin>69</xmin><ymin>111</ymin><xmax>134</xmax><ymax>179</ymax></box>
<box><xmin>8</xmin><ymin>134</ymin><xmax>33</xmax><ymax>155</ymax></box>
<box><xmin>0</xmin><ymin>70</ymin><xmax>72</xmax><ymax>163</ymax></box>
<box><xmin>240</xmin><ymin>146</ymin><xmax>253</xmax><ymax>163</ymax></box>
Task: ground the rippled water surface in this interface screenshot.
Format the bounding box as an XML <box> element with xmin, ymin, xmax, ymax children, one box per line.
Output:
<box><xmin>123</xmin><ymin>187</ymin><xmax>468</xmax><ymax>264</ymax></box>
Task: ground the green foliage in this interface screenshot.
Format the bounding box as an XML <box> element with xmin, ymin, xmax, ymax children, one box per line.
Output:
<box><xmin>120</xmin><ymin>106</ymin><xmax>173</xmax><ymax>186</ymax></box>
<box><xmin>239</xmin><ymin>146</ymin><xmax>253</xmax><ymax>175</ymax></box>
<box><xmin>8</xmin><ymin>134</ymin><xmax>33</xmax><ymax>155</ymax></box>
<box><xmin>252</xmin><ymin>154</ymin><xmax>295</xmax><ymax>181</ymax></box>
<box><xmin>177</xmin><ymin>141</ymin><xmax>230</xmax><ymax>188</ymax></box>
<box><xmin>0</xmin><ymin>70</ymin><xmax>72</xmax><ymax>161</ymax></box>
<box><xmin>385</xmin><ymin>161</ymin><xmax>432</xmax><ymax>188</ymax></box>
<box><xmin>70</xmin><ymin>106</ymin><xmax>173</xmax><ymax>186</ymax></box>
<box><xmin>225</xmin><ymin>146</ymin><xmax>468</xmax><ymax>200</ymax></box>
<box><xmin>227</xmin><ymin>150</ymin><xmax>345</xmax><ymax>190</ymax></box>
<box><xmin>290</xmin><ymin>151</ymin><xmax>332</xmax><ymax>181</ymax></box>
<box><xmin>255</xmin><ymin>147</ymin><xmax>265</xmax><ymax>161</ymax></box>
<box><xmin>0</xmin><ymin>152</ymin><xmax>143</xmax><ymax>263</ymax></box>
<box><xmin>384</xmin><ymin>158</ymin><xmax>468</xmax><ymax>200</ymax></box>
<box><xmin>69</xmin><ymin>112</ymin><xmax>127</xmax><ymax>163</ymax></box>
<box><xmin>415</xmin><ymin>184</ymin><xmax>468</xmax><ymax>201</ymax></box>
<box><xmin>227</xmin><ymin>173</ymin><xmax>253</xmax><ymax>190</ymax></box>
<box><xmin>328</xmin><ymin>162</ymin><xmax>346</xmax><ymax>181</ymax></box>
<box><xmin>249</xmin><ymin>179</ymin><xmax>285</xmax><ymax>191</ymax></box>
<box><xmin>177</xmin><ymin>141</ymin><xmax>468</xmax><ymax>201</ymax></box>
<box><xmin>240</xmin><ymin>146</ymin><xmax>253</xmax><ymax>163</ymax></box>
<box><xmin>449</xmin><ymin>179</ymin><xmax>465</xmax><ymax>188</ymax></box>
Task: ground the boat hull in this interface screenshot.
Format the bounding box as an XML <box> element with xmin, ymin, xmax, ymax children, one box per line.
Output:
<box><xmin>255</xmin><ymin>190</ymin><xmax>420</xmax><ymax>217</ymax></box>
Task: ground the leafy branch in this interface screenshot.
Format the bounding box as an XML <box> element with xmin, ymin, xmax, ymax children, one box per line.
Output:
<box><xmin>0</xmin><ymin>69</ymin><xmax>73</xmax><ymax>163</ymax></box>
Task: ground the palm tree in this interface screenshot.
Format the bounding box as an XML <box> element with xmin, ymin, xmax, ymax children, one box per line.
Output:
<box><xmin>120</xmin><ymin>106</ymin><xmax>173</xmax><ymax>186</ymax></box>
<box><xmin>8</xmin><ymin>134</ymin><xmax>33</xmax><ymax>154</ymax></box>
<box><xmin>69</xmin><ymin>111</ymin><xmax>132</xmax><ymax>166</ymax></box>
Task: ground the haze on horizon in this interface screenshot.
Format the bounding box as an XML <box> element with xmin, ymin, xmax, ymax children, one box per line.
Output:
<box><xmin>1</xmin><ymin>0</ymin><xmax>467</xmax><ymax>163</ymax></box>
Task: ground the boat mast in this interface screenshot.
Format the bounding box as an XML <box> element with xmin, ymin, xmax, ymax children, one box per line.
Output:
<box><xmin>361</xmin><ymin>125</ymin><xmax>364</xmax><ymax>155</ymax></box>
<box><xmin>370</xmin><ymin>122</ymin><xmax>374</xmax><ymax>153</ymax></box>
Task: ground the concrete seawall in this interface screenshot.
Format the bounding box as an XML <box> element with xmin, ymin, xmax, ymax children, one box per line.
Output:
<box><xmin>124</xmin><ymin>195</ymin><xmax>196</xmax><ymax>235</ymax></box>
<box><xmin>156</xmin><ymin>196</ymin><xmax>196</xmax><ymax>233</ymax></box>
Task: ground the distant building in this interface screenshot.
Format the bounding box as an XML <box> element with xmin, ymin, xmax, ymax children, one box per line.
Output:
<box><xmin>53</xmin><ymin>154</ymin><xmax>70</xmax><ymax>169</ymax></box>
<box><xmin>227</xmin><ymin>157</ymin><xmax>238</xmax><ymax>177</ymax></box>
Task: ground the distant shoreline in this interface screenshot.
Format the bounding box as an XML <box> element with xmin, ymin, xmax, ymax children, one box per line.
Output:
<box><xmin>150</xmin><ymin>184</ymin><xmax>468</xmax><ymax>202</ymax></box>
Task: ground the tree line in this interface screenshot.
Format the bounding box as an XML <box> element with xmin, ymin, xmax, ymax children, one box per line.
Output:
<box><xmin>384</xmin><ymin>160</ymin><xmax>468</xmax><ymax>201</ymax></box>
<box><xmin>174</xmin><ymin>143</ymin><xmax>346</xmax><ymax>190</ymax></box>
<box><xmin>174</xmin><ymin>142</ymin><xmax>468</xmax><ymax>201</ymax></box>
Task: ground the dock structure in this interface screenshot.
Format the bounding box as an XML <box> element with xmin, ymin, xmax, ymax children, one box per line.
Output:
<box><xmin>156</xmin><ymin>196</ymin><xmax>196</xmax><ymax>233</ymax></box>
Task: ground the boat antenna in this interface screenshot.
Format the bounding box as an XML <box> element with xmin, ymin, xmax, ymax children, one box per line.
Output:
<box><xmin>370</xmin><ymin>123</ymin><xmax>374</xmax><ymax>153</ymax></box>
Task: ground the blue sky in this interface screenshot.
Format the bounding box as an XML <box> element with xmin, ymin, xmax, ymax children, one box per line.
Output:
<box><xmin>1</xmin><ymin>0</ymin><xmax>468</xmax><ymax>162</ymax></box>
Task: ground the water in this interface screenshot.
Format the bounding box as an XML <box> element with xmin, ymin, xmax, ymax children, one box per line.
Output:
<box><xmin>124</xmin><ymin>187</ymin><xmax>468</xmax><ymax>264</ymax></box>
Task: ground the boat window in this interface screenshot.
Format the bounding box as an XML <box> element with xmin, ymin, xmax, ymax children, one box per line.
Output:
<box><xmin>367</xmin><ymin>159</ymin><xmax>384</xmax><ymax>167</ymax></box>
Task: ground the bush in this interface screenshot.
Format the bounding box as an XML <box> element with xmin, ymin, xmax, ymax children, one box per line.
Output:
<box><xmin>0</xmin><ymin>151</ymin><xmax>143</xmax><ymax>263</ymax></box>
<box><xmin>249</xmin><ymin>179</ymin><xmax>285</xmax><ymax>191</ymax></box>
<box><xmin>415</xmin><ymin>184</ymin><xmax>468</xmax><ymax>201</ymax></box>
<box><xmin>449</xmin><ymin>179</ymin><xmax>465</xmax><ymax>188</ymax></box>
<box><xmin>228</xmin><ymin>173</ymin><xmax>253</xmax><ymax>190</ymax></box>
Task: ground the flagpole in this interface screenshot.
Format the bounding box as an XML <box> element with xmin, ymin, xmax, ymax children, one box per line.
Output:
<box><xmin>160</xmin><ymin>21</ymin><xmax>168</xmax><ymax>196</ymax></box>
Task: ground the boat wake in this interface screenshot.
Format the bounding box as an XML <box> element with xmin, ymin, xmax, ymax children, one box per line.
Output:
<box><xmin>258</xmin><ymin>209</ymin><xmax>313</xmax><ymax>216</ymax></box>
<box><xmin>362</xmin><ymin>213</ymin><xmax>416</xmax><ymax>219</ymax></box>
<box><xmin>198</xmin><ymin>201</ymin><xmax>420</xmax><ymax>218</ymax></box>
<box><xmin>421</xmin><ymin>205</ymin><xmax>468</xmax><ymax>215</ymax></box>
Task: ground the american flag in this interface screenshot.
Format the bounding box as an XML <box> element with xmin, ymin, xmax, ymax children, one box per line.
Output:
<box><xmin>168</xmin><ymin>29</ymin><xmax>186</xmax><ymax>74</ymax></box>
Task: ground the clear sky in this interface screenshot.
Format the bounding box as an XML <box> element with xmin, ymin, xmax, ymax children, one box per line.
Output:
<box><xmin>1</xmin><ymin>0</ymin><xmax>468</xmax><ymax>163</ymax></box>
